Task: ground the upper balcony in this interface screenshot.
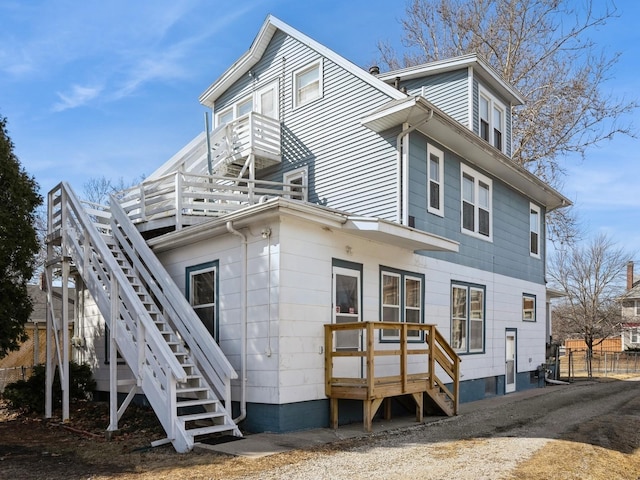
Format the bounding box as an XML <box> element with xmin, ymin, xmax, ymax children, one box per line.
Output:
<box><xmin>116</xmin><ymin>111</ymin><xmax>300</xmax><ymax>233</ymax></box>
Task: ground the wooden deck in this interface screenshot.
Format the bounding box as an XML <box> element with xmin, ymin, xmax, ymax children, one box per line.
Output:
<box><xmin>324</xmin><ymin>322</ymin><xmax>461</xmax><ymax>431</ymax></box>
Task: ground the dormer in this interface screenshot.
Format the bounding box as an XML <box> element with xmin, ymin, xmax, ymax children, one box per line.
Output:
<box><xmin>376</xmin><ymin>54</ymin><xmax>524</xmax><ymax>158</ymax></box>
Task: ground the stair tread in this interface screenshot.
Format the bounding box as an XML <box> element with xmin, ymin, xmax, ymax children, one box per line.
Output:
<box><xmin>186</xmin><ymin>424</ymin><xmax>239</xmax><ymax>438</ymax></box>
<box><xmin>177</xmin><ymin>398</ymin><xmax>218</xmax><ymax>408</ymax></box>
<box><xmin>179</xmin><ymin>411</ymin><xmax>225</xmax><ymax>422</ymax></box>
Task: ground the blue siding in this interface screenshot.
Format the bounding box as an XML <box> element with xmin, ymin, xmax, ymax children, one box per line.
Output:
<box><xmin>401</xmin><ymin>69</ymin><xmax>469</xmax><ymax>126</ymax></box>
<box><xmin>408</xmin><ymin>131</ymin><xmax>545</xmax><ymax>284</ymax></box>
<box><xmin>215</xmin><ymin>30</ymin><xmax>399</xmax><ymax>220</ymax></box>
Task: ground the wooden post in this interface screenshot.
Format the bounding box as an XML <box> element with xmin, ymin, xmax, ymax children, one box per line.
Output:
<box><xmin>108</xmin><ymin>282</ymin><xmax>119</xmax><ymax>432</ymax></box>
<box><xmin>61</xmin><ymin>260</ymin><xmax>70</xmax><ymax>422</ymax></box>
<box><xmin>427</xmin><ymin>325</ymin><xmax>435</xmax><ymax>390</ymax></box>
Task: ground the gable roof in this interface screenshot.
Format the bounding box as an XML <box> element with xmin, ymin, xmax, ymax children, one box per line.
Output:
<box><xmin>377</xmin><ymin>53</ymin><xmax>525</xmax><ymax>106</ymax></box>
<box><xmin>199</xmin><ymin>15</ymin><xmax>405</xmax><ymax>108</ymax></box>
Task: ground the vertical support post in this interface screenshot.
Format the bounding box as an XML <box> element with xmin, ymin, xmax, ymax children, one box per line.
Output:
<box><xmin>248</xmin><ymin>154</ymin><xmax>255</xmax><ymax>204</ymax></box>
<box><xmin>427</xmin><ymin>325</ymin><xmax>435</xmax><ymax>390</ymax></box>
<box><xmin>45</xmin><ymin>266</ymin><xmax>54</xmax><ymax>418</ymax></box>
<box><xmin>61</xmin><ymin>259</ymin><xmax>70</xmax><ymax>422</ymax></box>
<box><xmin>167</xmin><ymin>365</ymin><xmax>177</xmax><ymax>441</ymax></box>
<box><xmin>400</xmin><ymin>323</ymin><xmax>407</xmax><ymax>392</ymax></box>
<box><xmin>139</xmin><ymin>184</ymin><xmax>147</xmax><ymax>222</ymax></box>
<box><xmin>108</xmin><ymin>281</ymin><xmax>119</xmax><ymax>432</ymax></box>
<box><xmin>175</xmin><ymin>173</ymin><xmax>183</xmax><ymax>230</ymax></box>
<box><xmin>366</xmin><ymin>322</ymin><xmax>374</xmax><ymax>399</ymax></box>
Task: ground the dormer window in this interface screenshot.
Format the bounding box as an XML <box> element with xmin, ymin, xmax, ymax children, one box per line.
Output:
<box><xmin>479</xmin><ymin>87</ymin><xmax>506</xmax><ymax>153</ymax></box>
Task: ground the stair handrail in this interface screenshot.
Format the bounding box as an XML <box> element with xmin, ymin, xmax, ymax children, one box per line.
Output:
<box><xmin>109</xmin><ymin>195</ymin><xmax>237</xmax><ymax>401</ymax></box>
<box><xmin>52</xmin><ymin>182</ymin><xmax>188</xmax><ymax>383</ymax></box>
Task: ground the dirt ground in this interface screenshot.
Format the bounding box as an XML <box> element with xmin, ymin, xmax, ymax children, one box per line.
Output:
<box><xmin>1</xmin><ymin>376</ymin><xmax>639</xmax><ymax>480</ymax></box>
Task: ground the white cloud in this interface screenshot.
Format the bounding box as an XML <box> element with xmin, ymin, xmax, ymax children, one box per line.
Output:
<box><xmin>52</xmin><ymin>84</ymin><xmax>103</xmax><ymax>112</ymax></box>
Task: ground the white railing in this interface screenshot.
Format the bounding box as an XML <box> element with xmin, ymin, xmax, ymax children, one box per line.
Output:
<box><xmin>149</xmin><ymin>111</ymin><xmax>281</xmax><ymax>180</ymax></box>
<box><xmin>47</xmin><ymin>182</ymin><xmax>189</xmax><ymax>446</ymax></box>
<box><xmin>109</xmin><ymin>197</ymin><xmax>237</xmax><ymax>408</ymax></box>
<box><xmin>119</xmin><ymin>172</ymin><xmax>305</xmax><ymax>229</ymax></box>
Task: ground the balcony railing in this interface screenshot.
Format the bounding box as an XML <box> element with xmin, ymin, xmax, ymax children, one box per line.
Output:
<box><xmin>118</xmin><ymin>172</ymin><xmax>305</xmax><ymax>230</ymax></box>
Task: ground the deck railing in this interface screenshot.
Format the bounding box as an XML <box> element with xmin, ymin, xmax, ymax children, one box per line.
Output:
<box><xmin>324</xmin><ymin>321</ymin><xmax>460</xmax><ymax>430</ymax></box>
<box><xmin>118</xmin><ymin>172</ymin><xmax>305</xmax><ymax>229</ymax></box>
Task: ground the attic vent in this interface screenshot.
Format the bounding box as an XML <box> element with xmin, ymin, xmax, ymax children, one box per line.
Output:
<box><xmin>369</xmin><ymin>65</ymin><xmax>380</xmax><ymax>75</ymax></box>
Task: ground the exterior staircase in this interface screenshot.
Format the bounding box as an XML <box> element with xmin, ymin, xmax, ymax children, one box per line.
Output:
<box><xmin>47</xmin><ymin>182</ymin><xmax>241</xmax><ymax>452</ymax></box>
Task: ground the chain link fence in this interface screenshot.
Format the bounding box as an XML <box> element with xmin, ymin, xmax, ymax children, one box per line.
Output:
<box><xmin>559</xmin><ymin>350</ymin><xmax>640</xmax><ymax>381</ymax></box>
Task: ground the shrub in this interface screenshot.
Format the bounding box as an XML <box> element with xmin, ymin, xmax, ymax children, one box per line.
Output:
<box><xmin>2</xmin><ymin>362</ymin><xmax>96</xmax><ymax>413</ymax></box>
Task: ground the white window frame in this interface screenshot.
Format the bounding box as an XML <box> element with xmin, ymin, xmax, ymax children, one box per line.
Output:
<box><xmin>530</xmin><ymin>203</ymin><xmax>541</xmax><ymax>258</ymax></box>
<box><xmin>214</xmin><ymin>81</ymin><xmax>280</xmax><ymax>128</ymax></box>
<box><xmin>283</xmin><ymin>166</ymin><xmax>308</xmax><ymax>201</ymax></box>
<box><xmin>478</xmin><ymin>87</ymin><xmax>506</xmax><ymax>153</ymax></box>
<box><xmin>451</xmin><ymin>282</ymin><xmax>485</xmax><ymax>354</ymax></box>
<box><xmin>523</xmin><ymin>293</ymin><xmax>536</xmax><ymax>322</ymax></box>
<box><xmin>293</xmin><ymin>59</ymin><xmax>323</xmax><ymax>109</ymax></box>
<box><xmin>631</xmin><ymin>327</ymin><xmax>640</xmax><ymax>344</ymax></box>
<box><xmin>460</xmin><ymin>164</ymin><xmax>492</xmax><ymax>241</ymax></box>
<box><xmin>380</xmin><ymin>268</ymin><xmax>424</xmax><ymax>342</ymax></box>
<box><xmin>187</xmin><ymin>263</ymin><xmax>218</xmax><ymax>340</ymax></box>
<box><xmin>635</xmin><ymin>300</ymin><xmax>640</xmax><ymax>316</ymax></box>
<box><xmin>427</xmin><ymin>143</ymin><xmax>444</xmax><ymax>217</ymax></box>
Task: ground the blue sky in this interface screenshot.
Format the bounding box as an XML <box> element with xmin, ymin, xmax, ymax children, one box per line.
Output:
<box><xmin>1</xmin><ymin>0</ymin><xmax>639</xmax><ymax>256</ymax></box>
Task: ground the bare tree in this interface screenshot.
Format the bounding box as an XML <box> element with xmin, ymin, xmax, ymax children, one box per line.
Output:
<box><xmin>82</xmin><ymin>175</ymin><xmax>144</xmax><ymax>205</ymax></box>
<box><xmin>378</xmin><ymin>0</ymin><xmax>636</xmax><ymax>243</ymax></box>
<box><xmin>548</xmin><ymin>234</ymin><xmax>632</xmax><ymax>376</ymax></box>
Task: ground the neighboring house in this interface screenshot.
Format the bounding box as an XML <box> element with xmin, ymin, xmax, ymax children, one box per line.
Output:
<box><xmin>0</xmin><ymin>285</ymin><xmax>73</xmax><ymax>391</ymax></box>
<box><xmin>45</xmin><ymin>15</ymin><xmax>570</xmax><ymax>452</ymax></box>
<box><xmin>621</xmin><ymin>261</ymin><xmax>640</xmax><ymax>350</ymax></box>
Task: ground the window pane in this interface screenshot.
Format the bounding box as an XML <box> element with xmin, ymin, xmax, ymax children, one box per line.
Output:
<box><xmin>217</xmin><ymin>109</ymin><xmax>233</xmax><ymax>126</ymax></box>
<box><xmin>452</xmin><ymin>287</ymin><xmax>467</xmax><ymax>319</ymax></box>
<box><xmin>470</xmin><ymin>319</ymin><xmax>483</xmax><ymax>350</ymax></box>
<box><xmin>480</xmin><ymin>96</ymin><xmax>489</xmax><ymax>119</ymax></box>
<box><xmin>336</xmin><ymin>274</ymin><xmax>358</xmax><ymax>314</ymax></box>
<box><xmin>430</xmin><ymin>181</ymin><xmax>440</xmax><ymax>210</ymax></box>
<box><xmin>470</xmin><ymin>289</ymin><xmax>483</xmax><ymax>320</ymax></box>
<box><xmin>493</xmin><ymin>129</ymin><xmax>502</xmax><ymax>150</ymax></box>
<box><xmin>237</xmin><ymin>98</ymin><xmax>253</xmax><ymax>116</ymax></box>
<box><xmin>194</xmin><ymin>306</ymin><xmax>215</xmax><ymax>335</ymax></box>
<box><xmin>452</xmin><ymin>318</ymin><xmax>466</xmax><ymax>350</ymax></box>
<box><xmin>260</xmin><ymin>90</ymin><xmax>275</xmax><ymax>118</ymax></box>
<box><xmin>530</xmin><ymin>231</ymin><xmax>539</xmax><ymax>255</ymax></box>
<box><xmin>383</xmin><ymin>306</ymin><xmax>400</xmax><ymax>322</ymax></box>
<box><xmin>523</xmin><ymin>295</ymin><xmax>535</xmax><ymax>321</ymax></box>
<box><xmin>383</xmin><ymin>274</ymin><xmax>400</xmax><ymax>305</ymax></box>
<box><xmin>405</xmin><ymin>278</ymin><xmax>420</xmax><ymax>308</ymax></box>
<box><xmin>479</xmin><ymin>208</ymin><xmax>490</xmax><ymax>236</ymax></box>
<box><xmin>192</xmin><ymin>271</ymin><xmax>214</xmax><ymax>306</ymax></box>
<box><xmin>463</xmin><ymin>174</ymin><xmax>474</xmax><ymax>202</ymax></box>
<box><xmin>296</xmin><ymin>65</ymin><xmax>320</xmax><ymax>105</ymax></box>
<box><xmin>429</xmin><ymin>154</ymin><xmax>440</xmax><ymax>181</ymax></box>
<box><xmin>463</xmin><ymin>202</ymin><xmax>475</xmax><ymax>231</ymax></box>
<box><xmin>478</xmin><ymin>182</ymin><xmax>489</xmax><ymax>209</ymax></box>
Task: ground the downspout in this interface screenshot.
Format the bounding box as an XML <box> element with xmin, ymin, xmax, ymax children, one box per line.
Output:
<box><xmin>395</xmin><ymin>108</ymin><xmax>433</xmax><ymax>224</ymax></box>
<box><xmin>226</xmin><ymin>221</ymin><xmax>247</xmax><ymax>423</ymax></box>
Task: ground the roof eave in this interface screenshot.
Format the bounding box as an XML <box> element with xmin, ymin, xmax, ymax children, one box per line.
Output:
<box><xmin>361</xmin><ymin>96</ymin><xmax>571</xmax><ymax>211</ymax></box>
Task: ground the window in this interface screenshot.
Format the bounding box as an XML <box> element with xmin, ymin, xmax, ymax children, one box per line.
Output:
<box><xmin>451</xmin><ymin>283</ymin><xmax>485</xmax><ymax>353</ymax></box>
<box><xmin>294</xmin><ymin>60</ymin><xmax>322</xmax><ymax>108</ymax></box>
<box><xmin>530</xmin><ymin>203</ymin><xmax>541</xmax><ymax>257</ymax></box>
<box><xmin>284</xmin><ymin>167</ymin><xmax>308</xmax><ymax>201</ymax></box>
<box><xmin>214</xmin><ymin>81</ymin><xmax>279</xmax><ymax>127</ymax></box>
<box><xmin>333</xmin><ymin>261</ymin><xmax>362</xmax><ymax>351</ymax></box>
<box><xmin>380</xmin><ymin>268</ymin><xmax>424</xmax><ymax>341</ymax></box>
<box><xmin>427</xmin><ymin>144</ymin><xmax>444</xmax><ymax>216</ymax></box>
<box><xmin>479</xmin><ymin>88</ymin><xmax>506</xmax><ymax>152</ymax></box>
<box><xmin>631</xmin><ymin>328</ymin><xmax>640</xmax><ymax>344</ymax></box>
<box><xmin>523</xmin><ymin>294</ymin><xmax>536</xmax><ymax>322</ymax></box>
<box><xmin>186</xmin><ymin>261</ymin><xmax>218</xmax><ymax>340</ymax></box>
<box><xmin>461</xmin><ymin>164</ymin><xmax>492</xmax><ymax>240</ymax></box>
<box><xmin>635</xmin><ymin>300</ymin><xmax>640</xmax><ymax>316</ymax></box>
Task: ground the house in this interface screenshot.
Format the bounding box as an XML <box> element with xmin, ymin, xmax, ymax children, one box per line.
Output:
<box><xmin>45</xmin><ymin>15</ymin><xmax>571</xmax><ymax>452</ymax></box>
<box><xmin>0</xmin><ymin>285</ymin><xmax>73</xmax><ymax>391</ymax></box>
<box><xmin>621</xmin><ymin>261</ymin><xmax>640</xmax><ymax>350</ymax></box>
